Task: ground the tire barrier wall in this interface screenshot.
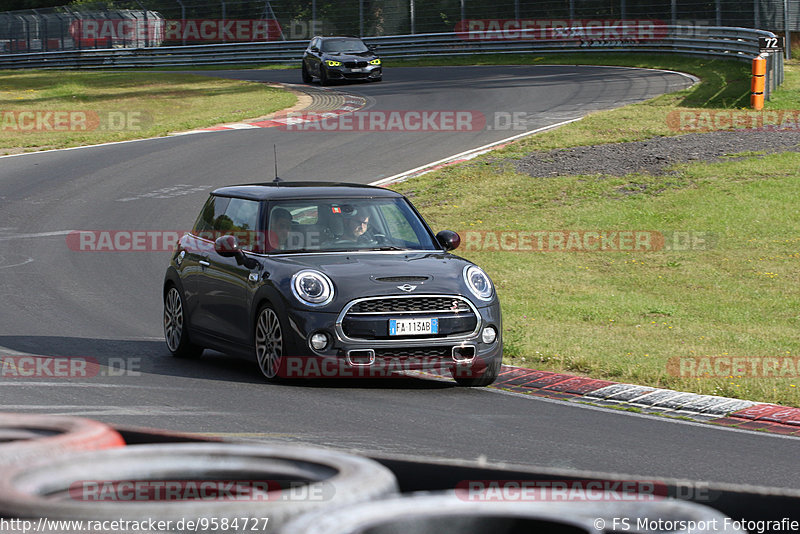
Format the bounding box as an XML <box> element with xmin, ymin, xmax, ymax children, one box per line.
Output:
<box><xmin>0</xmin><ymin>414</ymin><xmax>798</xmax><ymax>532</ymax></box>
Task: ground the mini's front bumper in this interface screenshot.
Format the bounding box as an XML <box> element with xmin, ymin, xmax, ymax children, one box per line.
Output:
<box><xmin>277</xmin><ymin>301</ymin><xmax>502</xmax><ymax>379</ymax></box>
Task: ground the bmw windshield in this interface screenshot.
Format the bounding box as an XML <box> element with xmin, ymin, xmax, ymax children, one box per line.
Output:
<box><xmin>321</xmin><ymin>38</ymin><xmax>370</xmax><ymax>54</ymax></box>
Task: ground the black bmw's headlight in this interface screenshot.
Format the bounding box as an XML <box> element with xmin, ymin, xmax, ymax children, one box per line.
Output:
<box><xmin>292</xmin><ymin>270</ymin><xmax>334</xmax><ymax>306</ymax></box>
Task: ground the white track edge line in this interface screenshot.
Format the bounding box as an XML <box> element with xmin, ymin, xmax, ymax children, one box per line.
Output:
<box><xmin>369</xmin><ymin>117</ymin><xmax>583</xmax><ymax>187</ymax></box>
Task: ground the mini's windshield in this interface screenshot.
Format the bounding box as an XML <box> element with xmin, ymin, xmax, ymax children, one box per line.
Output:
<box><xmin>265</xmin><ymin>198</ymin><xmax>438</xmax><ymax>253</ymax></box>
<box><xmin>321</xmin><ymin>38</ymin><xmax>370</xmax><ymax>54</ymax></box>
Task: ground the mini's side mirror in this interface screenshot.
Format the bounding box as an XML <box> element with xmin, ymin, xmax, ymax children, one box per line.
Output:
<box><xmin>310</xmin><ymin>46</ymin><xmax>319</xmax><ymax>53</ymax></box>
<box><xmin>215</xmin><ymin>235</ymin><xmax>242</xmax><ymax>258</ymax></box>
<box><xmin>436</xmin><ymin>230</ymin><xmax>461</xmax><ymax>251</ymax></box>
<box><xmin>215</xmin><ymin>235</ymin><xmax>260</xmax><ymax>269</ymax></box>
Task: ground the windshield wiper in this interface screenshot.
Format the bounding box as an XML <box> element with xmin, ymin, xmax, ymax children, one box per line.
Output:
<box><xmin>366</xmin><ymin>246</ymin><xmax>406</xmax><ymax>251</ymax></box>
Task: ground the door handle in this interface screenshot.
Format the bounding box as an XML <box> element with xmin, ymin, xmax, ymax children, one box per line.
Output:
<box><xmin>199</xmin><ymin>260</ymin><xmax>210</xmax><ymax>267</ymax></box>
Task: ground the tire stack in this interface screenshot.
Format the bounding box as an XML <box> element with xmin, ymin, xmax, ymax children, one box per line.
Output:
<box><xmin>0</xmin><ymin>414</ymin><xmax>399</xmax><ymax>533</ymax></box>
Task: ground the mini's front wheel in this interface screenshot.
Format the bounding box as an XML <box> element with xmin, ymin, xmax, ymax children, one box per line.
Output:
<box><xmin>255</xmin><ymin>304</ymin><xmax>284</xmax><ymax>380</ymax></box>
<box><xmin>452</xmin><ymin>356</ymin><xmax>500</xmax><ymax>387</ymax></box>
<box><xmin>163</xmin><ymin>285</ymin><xmax>203</xmax><ymax>359</ymax></box>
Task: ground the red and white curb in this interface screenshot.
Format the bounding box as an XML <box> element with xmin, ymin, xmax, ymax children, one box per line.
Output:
<box><xmin>486</xmin><ymin>366</ymin><xmax>800</xmax><ymax>436</ymax></box>
<box><xmin>174</xmin><ymin>86</ymin><xmax>368</xmax><ymax>135</ymax></box>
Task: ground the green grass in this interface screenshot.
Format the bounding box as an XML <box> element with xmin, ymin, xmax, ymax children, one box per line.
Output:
<box><xmin>0</xmin><ymin>70</ymin><xmax>296</xmax><ymax>154</ymax></box>
<box><xmin>392</xmin><ymin>56</ymin><xmax>800</xmax><ymax>407</ymax></box>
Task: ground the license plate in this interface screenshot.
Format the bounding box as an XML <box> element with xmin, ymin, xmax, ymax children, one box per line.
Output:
<box><xmin>351</xmin><ymin>68</ymin><xmax>364</xmax><ymax>72</ymax></box>
<box><xmin>389</xmin><ymin>318</ymin><xmax>438</xmax><ymax>336</ymax></box>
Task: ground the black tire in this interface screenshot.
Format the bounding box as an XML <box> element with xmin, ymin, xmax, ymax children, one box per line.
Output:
<box><xmin>452</xmin><ymin>356</ymin><xmax>500</xmax><ymax>387</ymax></box>
<box><xmin>0</xmin><ymin>443</ymin><xmax>399</xmax><ymax>531</ymax></box>
<box><xmin>319</xmin><ymin>66</ymin><xmax>330</xmax><ymax>86</ymax></box>
<box><xmin>276</xmin><ymin>492</ymin><xmax>738</xmax><ymax>534</ymax></box>
<box><xmin>254</xmin><ymin>303</ymin><xmax>285</xmax><ymax>380</ymax></box>
<box><xmin>0</xmin><ymin>413</ymin><xmax>125</xmax><ymax>468</ymax></box>
<box><xmin>277</xmin><ymin>493</ymin><xmax>596</xmax><ymax>534</ymax></box>
<box><xmin>163</xmin><ymin>284</ymin><xmax>203</xmax><ymax>359</ymax></box>
<box><xmin>301</xmin><ymin>61</ymin><xmax>312</xmax><ymax>83</ymax></box>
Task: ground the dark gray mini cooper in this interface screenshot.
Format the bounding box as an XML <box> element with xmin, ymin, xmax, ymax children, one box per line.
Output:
<box><xmin>163</xmin><ymin>182</ymin><xmax>502</xmax><ymax>386</ymax></box>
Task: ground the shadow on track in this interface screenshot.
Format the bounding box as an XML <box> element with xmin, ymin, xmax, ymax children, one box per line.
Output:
<box><xmin>0</xmin><ymin>335</ymin><xmax>456</xmax><ymax>390</ymax></box>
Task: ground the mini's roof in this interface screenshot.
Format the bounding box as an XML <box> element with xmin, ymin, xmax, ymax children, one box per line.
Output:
<box><xmin>211</xmin><ymin>181</ymin><xmax>402</xmax><ymax>201</ymax></box>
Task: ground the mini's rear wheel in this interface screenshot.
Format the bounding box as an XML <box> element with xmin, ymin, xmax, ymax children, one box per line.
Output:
<box><xmin>301</xmin><ymin>61</ymin><xmax>312</xmax><ymax>83</ymax></box>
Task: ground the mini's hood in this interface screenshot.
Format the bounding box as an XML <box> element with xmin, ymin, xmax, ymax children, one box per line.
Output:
<box><xmin>268</xmin><ymin>252</ymin><xmax>491</xmax><ymax>307</ymax></box>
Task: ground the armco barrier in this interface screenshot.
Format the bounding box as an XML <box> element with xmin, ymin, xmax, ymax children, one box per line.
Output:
<box><xmin>0</xmin><ymin>25</ymin><xmax>784</xmax><ymax>91</ymax></box>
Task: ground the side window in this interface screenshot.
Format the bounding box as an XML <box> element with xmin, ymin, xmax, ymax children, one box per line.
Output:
<box><xmin>217</xmin><ymin>198</ymin><xmax>260</xmax><ymax>251</ymax></box>
<box><xmin>220</xmin><ymin>198</ymin><xmax>259</xmax><ymax>232</ymax></box>
<box><xmin>193</xmin><ymin>195</ymin><xmax>230</xmax><ymax>234</ymax></box>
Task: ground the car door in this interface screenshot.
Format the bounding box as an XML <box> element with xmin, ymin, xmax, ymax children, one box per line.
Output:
<box><xmin>193</xmin><ymin>196</ymin><xmax>262</xmax><ymax>346</ymax></box>
<box><xmin>182</xmin><ymin>194</ymin><xmax>229</xmax><ymax>328</ymax></box>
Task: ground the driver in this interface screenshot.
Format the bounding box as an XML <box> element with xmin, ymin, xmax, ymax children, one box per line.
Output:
<box><xmin>268</xmin><ymin>208</ymin><xmax>293</xmax><ymax>250</ymax></box>
<box><xmin>342</xmin><ymin>215</ymin><xmax>369</xmax><ymax>242</ymax></box>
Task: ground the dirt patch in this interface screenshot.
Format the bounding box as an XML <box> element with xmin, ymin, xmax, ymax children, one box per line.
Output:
<box><xmin>515</xmin><ymin>130</ymin><xmax>800</xmax><ymax>178</ymax></box>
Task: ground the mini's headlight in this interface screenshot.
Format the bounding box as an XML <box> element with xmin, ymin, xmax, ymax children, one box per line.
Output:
<box><xmin>325</xmin><ymin>60</ymin><xmax>342</xmax><ymax>67</ymax></box>
<box><xmin>292</xmin><ymin>269</ymin><xmax>334</xmax><ymax>306</ymax></box>
<box><xmin>369</xmin><ymin>58</ymin><xmax>381</xmax><ymax>65</ymax></box>
<box><xmin>463</xmin><ymin>265</ymin><xmax>493</xmax><ymax>301</ymax></box>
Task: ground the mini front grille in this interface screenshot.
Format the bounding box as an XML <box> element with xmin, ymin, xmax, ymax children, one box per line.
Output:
<box><xmin>349</xmin><ymin>297</ymin><xmax>471</xmax><ymax>314</ymax></box>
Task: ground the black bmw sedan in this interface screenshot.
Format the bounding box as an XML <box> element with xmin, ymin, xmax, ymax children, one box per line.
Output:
<box><xmin>163</xmin><ymin>182</ymin><xmax>502</xmax><ymax>386</ymax></box>
<box><xmin>301</xmin><ymin>36</ymin><xmax>382</xmax><ymax>85</ymax></box>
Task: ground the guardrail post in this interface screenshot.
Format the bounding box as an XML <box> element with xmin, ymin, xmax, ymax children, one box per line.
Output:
<box><xmin>751</xmin><ymin>55</ymin><xmax>766</xmax><ymax>110</ymax></box>
<box><xmin>221</xmin><ymin>1</ymin><xmax>226</xmax><ymax>43</ymax></box>
<box><xmin>765</xmin><ymin>53</ymin><xmax>771</xmax><ymax>101</ymax></box>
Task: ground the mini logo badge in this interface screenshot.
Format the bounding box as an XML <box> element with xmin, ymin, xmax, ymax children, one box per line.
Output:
<box><xmin>397</xmin><ymin>284</ymin><xmax>417</xmax><ymax>292</ymax></box>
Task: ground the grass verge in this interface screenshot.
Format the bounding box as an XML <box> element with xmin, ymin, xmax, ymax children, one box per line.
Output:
<box><xmin>0</xmin><ymin>70</ymin><xmax>296</xmax><ymax>155</ymax></box>
<box><xmin>391</xmin><ymin>55</ymin><xmax>800</xmax><ymax>407</ymax></box>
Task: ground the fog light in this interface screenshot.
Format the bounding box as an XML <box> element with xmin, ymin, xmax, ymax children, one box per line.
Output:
<box><xmin>310</xmin><ymin>332</ymin><xmax>329</xmax><ymax>351</ymax></box>
<box><xmin>481</xmin><ymin>326</ymin><xmax>497</xmax><ymax>344</ymax></box>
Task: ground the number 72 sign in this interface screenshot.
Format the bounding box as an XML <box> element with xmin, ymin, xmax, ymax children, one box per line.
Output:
<box><xmin>759</xmin><ymin>36</ymin><xmax>783</xmax><ymax>50</ymax></box>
